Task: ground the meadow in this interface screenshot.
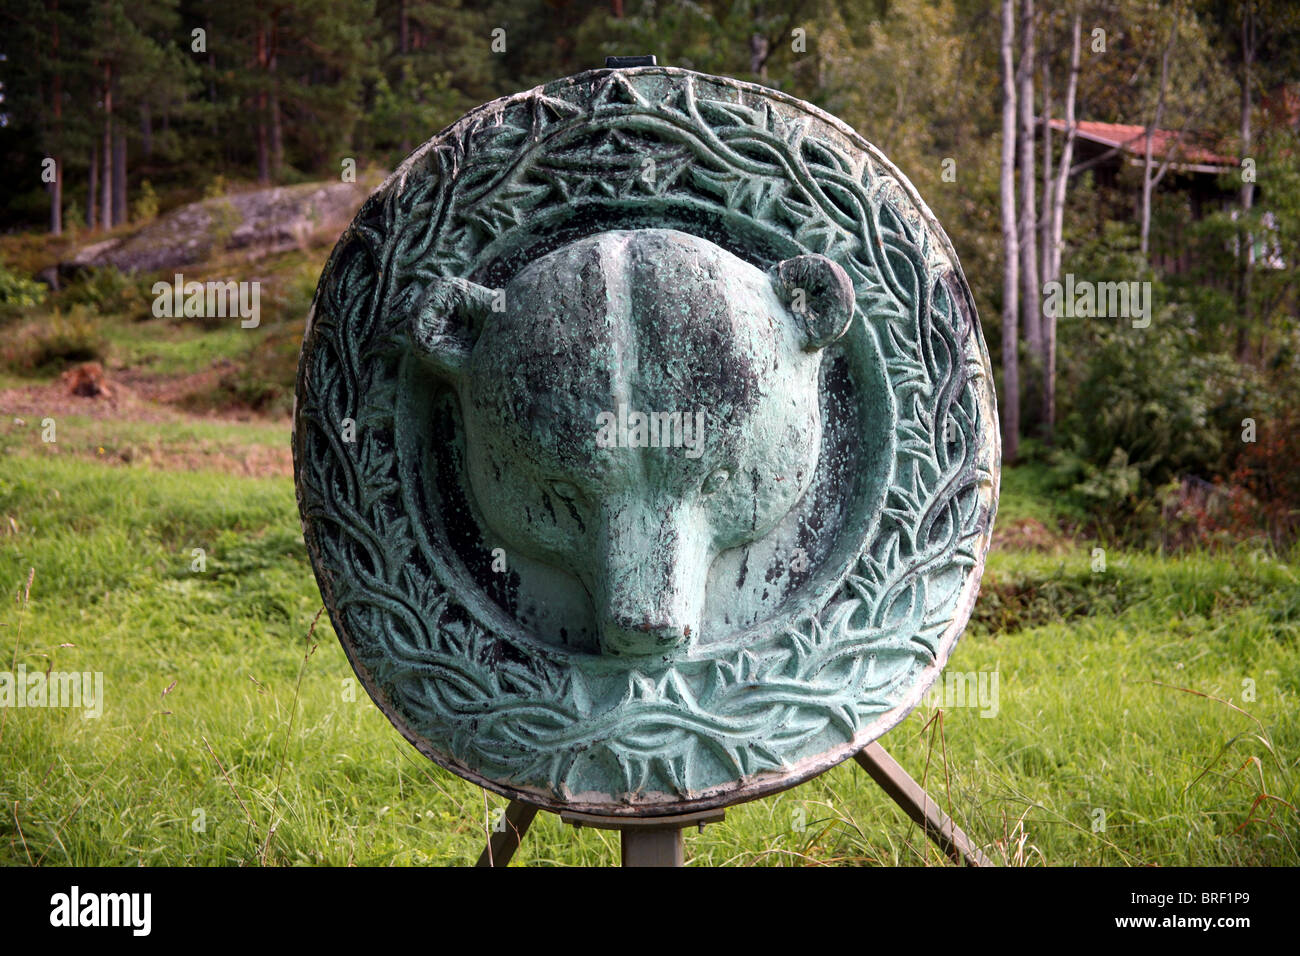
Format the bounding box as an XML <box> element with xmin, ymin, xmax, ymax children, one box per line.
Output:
<box><xmin>1</xmin><ymin>419</ymin><xmax>1296</xmax><ymax>866</ymax></box>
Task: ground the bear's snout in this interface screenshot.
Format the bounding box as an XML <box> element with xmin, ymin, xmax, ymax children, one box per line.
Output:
<box><xmin>594</xmin><ymin>496</ymin><xmax>711</xmax><ymax>657</ymax></box>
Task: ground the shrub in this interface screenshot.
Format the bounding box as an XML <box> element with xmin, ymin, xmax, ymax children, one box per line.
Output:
<box><xmin>1157</xmin><ymin>476</ymin><xmax>1247</xmax><ymax>552</ymax></box>
<box><xmin>207</xmin><ymin>199</ymin><xmax>241</xmax><ymax>249</ymax></box>
<box><xmin>0</xmin><ymin>306</ymin><xmax>107</xmax><ymax>372</ymax></box>
<box><xmin>261</xmin><ymin>267</ymin><xmax>318</xmax><ymax>327</ymax></box>
<box><xmin>132</xmin><ymin>179</ymin><xmax>160</xmax><ymax>223</ymax></box>
<box><xmin>1050</xmin><ymin>303</ymin><xmax>1250</xmax><ymax>520</ymax></box>
<box><xmin>204</xmin><ymin>324</ymin><xmax>301</xmax><ymax>415</ymax></box>
<box><xmin>60</xmin><ymin>266</ymin><xmax>149</xmax><ymax>318</ymax></box>
<box><xmin>202</xmin><ymin>175</ymin><xmax>228</xmax><ymax>200</ymax></box>
<box><xmin>1221</xmin><ymin>387</ymin><xmax>1300</xmax><ymax>551</ymax></box>
<box><xmin>1045</xmin><ymin>221</ymin><xmax>1262</xmax><ymax>539</ymax></box>
<box><xmin>0</xmin><ymin>259</ymin><xmax>48</xmax><ymax>323</ymax></box>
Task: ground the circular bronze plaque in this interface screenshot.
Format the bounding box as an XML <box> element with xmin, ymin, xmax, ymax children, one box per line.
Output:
<box><xmin>294</xmin><ymin>66</ymin><xmax>999</xmax><ymax>816</ymax></box>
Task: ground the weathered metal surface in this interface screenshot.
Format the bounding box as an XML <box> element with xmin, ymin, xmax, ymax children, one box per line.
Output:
<box><xmin>294</xmin><ymin>65</ymin><xmax>1000</xmax><ymax>817</ymax></box>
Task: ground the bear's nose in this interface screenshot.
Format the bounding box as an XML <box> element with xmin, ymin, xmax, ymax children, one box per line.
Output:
<box><xmin>602</xmin><ymin>617</ymin><xmax>690</xmax><ymax>657</ymax></box>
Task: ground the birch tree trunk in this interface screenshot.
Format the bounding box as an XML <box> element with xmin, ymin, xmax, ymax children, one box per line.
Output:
<box><xmin>1048</xmin><ymin>13</ymin><xmax>1082</xmax><ymax>285</ymax></box>
<box><xmin>1141</xmin><ymin>20</ymin><xmax>1176</xmax><ymax>257</ymax></box>
<box><xmin>1018</xmin><ymin>0</ymin><xmax>1041</xmax><ymax>359</ymax></box>
<box><xmin>1238</xmin><ymin>6</ymin><xmax>1256</xmax><ymax>360</ymax></box>
<box><xmin>1043</xmin><ymin>12</ymin><xmax>1081</xmax><ymax>438</ymax></box>
<box><xmin>1040</xmin><ymin>51</ymin><xmax>1052</xmax><ymax>285</ymax></box>
<box><xmin>1000</xmin><ymin>0</ymin><xmax>1020</xmax><ymax>462</ymax></box>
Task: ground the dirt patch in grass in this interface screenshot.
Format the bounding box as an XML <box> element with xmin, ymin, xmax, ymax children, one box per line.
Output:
<box><xmin>0</xmin><ymin>375</ymin><xmax>188</xmax><ymax>425</ymax></box>
<box><xmin>971</xmin><ymin>572</ymin><xmax>1135</xmax><ymax>635</ymax></box>
<box><xmin>111</xmin><ymin>362</ymin><xmax>241</xmax><ymax>411</ymax></box>
<box><xmin>93</xmin><ymin>439</ymin><xmax>292</xmax><ymax>477</ymax></box>
<box><xmin>0</xmin><ymin>376</ymin><xmax>292</xmax><ymax>477</ymax></box>
<box><xmin>0</xmin><ymin>356</ymin><xmax>292</xmax><ymax>421</ymax></box>
<box><xmin>991</xmin><ymin>517</ymin><xmax>1071</xmax><ymax>554</ymax></box>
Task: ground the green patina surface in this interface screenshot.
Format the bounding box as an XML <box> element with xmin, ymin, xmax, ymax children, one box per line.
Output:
<box><xmin>293</xmin><ymin>66</ymin><xmax>999</xmax><ymax>815</ymax></box>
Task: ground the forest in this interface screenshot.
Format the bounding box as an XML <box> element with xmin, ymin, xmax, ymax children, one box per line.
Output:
<box><xmin>3</xmin><ymin>0</ymin><xmax>1298</xmax><ymax>547</ymax></box>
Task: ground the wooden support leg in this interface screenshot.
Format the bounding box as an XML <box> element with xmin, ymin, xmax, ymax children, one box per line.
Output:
<box><xmin>475</xmin><ymin>800</ymin><xmax>538</xmax><ymax>868</ymax></box>
<box><xmin>854</xmin><ymin>742</ymin><xmax>992</xmax><ymax>867</ymax></box>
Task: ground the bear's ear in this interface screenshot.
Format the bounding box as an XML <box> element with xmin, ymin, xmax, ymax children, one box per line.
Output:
<box><xmin>768</xmin><ymin>254</ymin><xmax>855</xmax><ymax>351</ymax></box>
<box><xmin>406</xmin><ymin>277</ymin><xmax>498</xmax><ymax>379</ymax></box>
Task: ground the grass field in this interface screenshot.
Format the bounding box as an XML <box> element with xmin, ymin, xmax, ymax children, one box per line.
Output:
<box><xmin>0</xmin><ymin>418</ymin><xmax>1297</xmax><ymax>866</ymax></box>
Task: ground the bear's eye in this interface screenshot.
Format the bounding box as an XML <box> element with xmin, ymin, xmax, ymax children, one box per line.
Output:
<box><xmin>548</xmin><ymin>480</ymin><xmax>583</xmax><ymax>503</ymax></box>
<box><xmin>701</xmin><ymin>469</ymin><xmax>731</xmax><ymax>495</ymax></box>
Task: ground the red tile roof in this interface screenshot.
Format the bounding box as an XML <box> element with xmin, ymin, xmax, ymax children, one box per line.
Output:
<box><xmin>1048</xmin><ymin>119</ymin><xmax>1237</xmax><ymax>169</ymax></box>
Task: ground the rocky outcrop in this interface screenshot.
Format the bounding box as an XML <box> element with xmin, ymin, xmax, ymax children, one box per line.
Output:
<box><xmin>63</xmin><ymin>180</ymin><xmax>375</xmax><ymax>277</ymax></box>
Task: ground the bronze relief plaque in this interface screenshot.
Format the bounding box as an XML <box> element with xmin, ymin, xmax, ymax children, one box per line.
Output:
<box><xmin>294</xmin><ymin>66</ymin><xmax>999</xmax><ymax>816</ymax></box>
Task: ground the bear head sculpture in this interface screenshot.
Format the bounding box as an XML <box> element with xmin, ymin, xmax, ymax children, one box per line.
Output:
<box><xmin>408</xmin><ymin>228</ymin><xmax>854</xmax><ymax>657</ymax></box>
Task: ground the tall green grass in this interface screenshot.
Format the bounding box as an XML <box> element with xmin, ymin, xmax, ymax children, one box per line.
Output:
<box><xmin>1</xmin><ymin>447</ymin><xmax>1296</xmax><ymax>865</ymax></box>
